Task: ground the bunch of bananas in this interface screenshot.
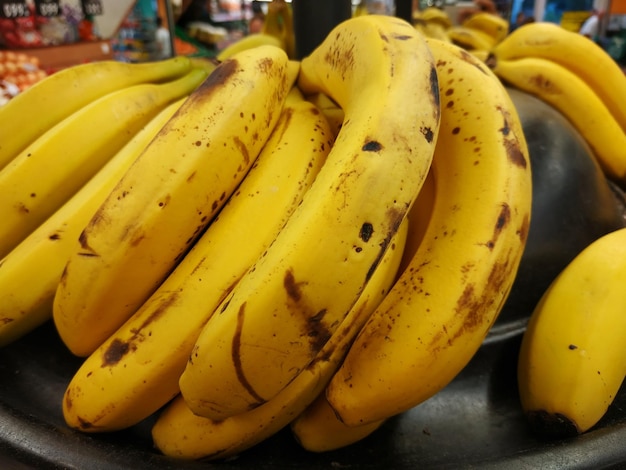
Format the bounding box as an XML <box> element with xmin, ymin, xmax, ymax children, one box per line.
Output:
<box><xmin>0</xmin><ymin>14</ymin><xmax>534</xmax><ymax>460</ymax></box>
<box><xmin>486</xmin><ymin>21</ymin><xmax>626</xmax><ymax>188</ymax></box>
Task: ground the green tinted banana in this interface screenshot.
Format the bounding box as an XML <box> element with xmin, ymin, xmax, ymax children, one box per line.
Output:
<box><xmin>61</xmin><ymin>88</ymin><xmax>334</xmax><ymax>432</ymax></box>
<box><xmin>489</xmin><ymin>21</ymin><xmax>626</xmax><ymax>133</ymax></box>
<box><xmin>151</xmin><ymin>219</ymin><xmax>408</xmax><ymax>460</ymax></box>
<box><xmin>0</xmin><ymin>69</ymin><xmax>206</xmax><ymax>260</ymax></box>
<box><xmin>178</xmin><ymin>14</ymin><xmax>440</xmax><ymax>420</ymax></box>
<box><xmin>518</xmin><ymin>227</ymin><xmax>626</xmax><ymax>437</ymax></box>
<box><xmin>53</xmin><ymin>45</ymin><xmax>293</xmax><ymax>357</ymax></box>
<box><xmin>0</xmin><ymin>99</ymin><xmax>186</xmax><ymax>348</ymax></box>
<box><xmin>0</xmin><ymin>56</ymin><xmax>191</xmax><ymax>170</ymax></box>
<box><xmin>325</xmin><ymin>38</ymin><xmax>531</xmax><ymax>426</ymax></box>
<box><xmin>462</xmin><ymin>12</ymin><xmax>509</xmax><ymax>44</ymax></box>
<box><xmin>489</xmin><ymin>56</ymin><xmax>626</xmax><ymax>185</ymax></box>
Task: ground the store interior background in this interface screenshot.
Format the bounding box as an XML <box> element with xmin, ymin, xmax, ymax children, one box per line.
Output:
<box><xmin>0</xmin><ymin>0</ymin><xmax>625</xmax><ymax>73</ymax></box>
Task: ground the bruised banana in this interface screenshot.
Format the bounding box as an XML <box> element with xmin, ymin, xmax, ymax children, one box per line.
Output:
<box><xmin>0</xmin><ymin>99</ymin><xmax>187</xmax><ymax>348</ymax></box>
<box><xmin>290</xmin><ymin>178</ymin><xmax>437</xmax><ymax>453</ymax></box>
<box><xmin>518</xmin><ymin>227</ymin><xmax>626</xmax><ymax>438</ymax></box>
<box><xmin>0</xmin><ymin>68</ymin><xmax>206</xmax><ymax>260</ymax></box>
<box><xmin>462</xmin><ymin>12</ymin><xmax>509</xmax><ymax>44</ymax></box>
<box><xmin>325</xmin><ymin>38</ymin><xmax>532</xmax><ymax>427</ymax></box>
<box><xmin>489</xmin><ymin>56</ymin><xmax>626</xmax><ymax>185</ymax></box>
<box><xmin>61</xmin><ymin>88</ymin><xmax>334</xmax><ymax>432</ymax></box>
<box><xmin>0</xmin><ymin>56</ymin><xmax>191</xmax><ymax>170</ymax></box>
<box><xmin>489</xmin><ymin>21</ymin><xmax>626</xmax><ymax>134</ymax></box>
<box><xmin>151</xmin><ymin>219</ymin><xmax>408</xmax><ymax>460</ymax></box>
<box><xmin>178</xmin><ymin>14</ymin><xmax>440</xmax><ymax>420</ymax></box>
<box><xmin>53</xmin><ymin>46</ymin><xmax>293</xmax><ymax>357</ymax></box>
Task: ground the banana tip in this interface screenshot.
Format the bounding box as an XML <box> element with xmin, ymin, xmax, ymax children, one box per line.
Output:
<box><xmin>525</xmin><ymin>409</ymin><xmax>581</xmax><ymax>440</ymax></box>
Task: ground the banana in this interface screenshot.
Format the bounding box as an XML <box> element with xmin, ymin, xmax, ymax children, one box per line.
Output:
<box><xmin>488</xmin><ymin>21</ymin><xmax>626</xmax><ymax>134</ymax></box>
<box><xmin>0</xmin><ymin>99</ymin><xmax>187</xmax><ymax>348</ymax></box>
<box><xmin>462</xmin><ymin>12</ymin><xmax>509</xmax><ymax>44</ymax></box>
<box><xmin>0</xmin><ymin>68</ymin><xmax>206</xmax><ymax>260</ymax></box>
<box><xmin>291</xmin><ymin>394</ymin><xmax>385</xmax><ymax>453</ymax></box>
<box><xmin>151</xmin><ymin>219</ymin><xmax>408</xmax><ymax>460</ymax></box>
<box><xmin>447</xmin><ymin>25</ymin><xmax>497</xmax><ymax>51</ymax></box>
<box><xmin>325</xmin><ymin>38</ymin><xmax>532</xmax><ymax>427</ymax></box>
<box><xmin>178</xmin><ymin>15</ymin><xmax>440</xmax><ymax>421</ymax></box>
<box><xmin>518</xmin><ymin>227</ymin><xmax>626</xmax><ymax>437</ymax></box>
<box><xmin>419</xmin><ymin>7</ymin><xmax>453</xmax><ymax>29</ymax></box>
<box><xmin>489</xmin><ymin>56</ymin><xmax>626</xmax><ymax>185</ymax></box>
<box><xmin>0</xmin><ymin>56</ymin><xmax>191</xmax><ymax>170</ymax></box>
<box><xmin>216</xmin><ymin>33</ymin><xmax>284</xmax><ymax>61</ymax></box>
<box><xmin>304</xmin><ymin>92</ymin><xmax>344</xmax><ymax>138</ymax></box>
<box><xmin>61</xmin><ymin>88</ymin><xmax>334</xmax><ymax>432</ymax></box>
<box><xmin>290</xmin><ymin>178</ymin><xmax>437</xmax><ymax>452</ymax></box>
<box><xmin>52</xmin><ymin>45</ymin><xmax>293</xmax><ymax>357</ymax></box>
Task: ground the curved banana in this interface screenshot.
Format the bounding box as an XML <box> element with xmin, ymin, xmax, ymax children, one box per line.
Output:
<box><xmin>216</xmin><ymin>33</ymin><xmax>284</xmax><ymax>61</ymax></box>
<box><xmin>325</xmin><ymin>38</ymin><xmax>531</xmax><ymax>427</ymax></box>
<box><xmin>489</xmin><ymin>56</ymin><xmax>626</xmax><ymax>185</ymax></box>
<box><xmin>419</xmin><ymin>7</ymin><xmax>453</xmax><ymax>29</ymax></box>
<box><xmin>151</xmin><ymin>219</ymin><xmax>408</xmax><ymax>460</ymax></box>
<box><xmin>52</xmin><ymin>45</ymin><xmax>293</xmax><ymax>357</ymax></box>
<box><xmin>0</xmin><ymin>68</ymin><xmax>206</xmax><ymax>260</ymax></box>
<box><xmin>462</xmin><ymin>12</ymin><xmax>509</xmax><ymax>44</ymax></box>
<box><xmin>178</xmin><ymin>14</ymin><xmax>440</xmax><ymax>421</ymax></box>
<box><xmin>0</xmin><ymin>56</ymin><xmax>191</xmax><ymax>170</ymax></box>
<box><xmin>518</xmin><ymin>227</ymin><xmax>626</xmax><ymax>437</ymax></box>
<box><xmin>488</xmin><ymin>21</ymin><xmax>626</xmax><ymax>133</ymax></box>
<box><xmin>61</xmin><ymin>89</ymin><xmax>334</xmax><ymax>432</ymax></box>
<box><xmin>447</xmin><ymin>25</ymin><xmax>497</xmax><ymax>51</ymax></box>
<box><xmin>304</xmin><ymin>92</ymin><xmax>344</xmax><ymax>138</ymax></box>
<box><xmin>0</xmin><ymin>99</ymin><xmax>186</xmax><ymax>348</ymax></box>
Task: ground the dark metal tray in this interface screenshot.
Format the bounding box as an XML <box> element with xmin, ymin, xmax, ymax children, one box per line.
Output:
<box><xmin>2</xmin><ymin>320</ymin><xmax>626</xmax><ymax>470</ymax></box>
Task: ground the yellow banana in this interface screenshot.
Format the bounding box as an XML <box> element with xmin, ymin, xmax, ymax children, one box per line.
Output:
<box><xmin>518</xmin><ymin>227</ymin><xmax>626</xmax><ymax>437</ymax></box>
<box><xmin>325</xmin><ymin>38</ymin><xmax>532</xmax><ymax>427</ymax></box>
<box><xmin>0</xmin><ymin>56</ymin><xmax>191</xmax><ymax>170</ymax></box>
<box><xmin>0</xmin><ymin>99</ymin><xmax>186</xmax><ymax>348</ymax></box>
<box><xmin>462</xmin><ymin>12</ymin><xmax>509</xmax><ymax>44</ymax></box>
<box><xmin>216</xmin><ymin>33</ymin><xmax>284</xmax><ymax>61</ymax></box>
<box><xmin>61</xmin><ymin>88</ymin><xmax>334</xmax><ymax>432</ymax></box>
<box><xmin>290</xmin><ymin>181</ymin><xmax>437</xmax><ymax>452</ymax></box>
<box><xmin>52</xmin><ymin>45</ymin><xmax>293</xmax><ymax>357</ymax></box>
<box><xmin>489</xmin><ymin>56</ymin><xmax>626</xmax><ymax>185</ymax></box>
<box><xmin>178</xmin><ymin>15</ymin><xmax>440</xmax><ymax>421</ymax></box>
<box><xmin>304</xmin><ymin>92</ymin><xmax>344</xmax><ymax>138</ymax></box>
<box><xmin>0</xmin><ymin>68</ymin><xmax>206</xmax><ymax>260</ymax></box>
<box><xmin>151</xmin><ymin>219</ymin><xmax>408</xmax><ymax>460</ymax></box>
<box><xmin>447</xmin><ymin>25</ymin><xmax>497</xmax><ymax>51</ymax></box>
<box><xmin>489</xmin><ymin>21</ymin><xmax>626</xmax><ymax>134</ymax></box>
<box><xmin>419</xmin><ymin>7</ymin><xmax>452</xmax><ymax>29</ymax></box>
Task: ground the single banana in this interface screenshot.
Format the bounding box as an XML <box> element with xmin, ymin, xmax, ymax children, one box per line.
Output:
<box><xmin>325</xmin><ymin>38</ymin><xmax>532</xmax><ymax>427</ymax></box>
<box><xmin>52</xmin><ymin>45</ymin><xmax>293</xmax><ymax>357</ymax></box>
<box><xmin>447</xmin><ymin>25</ymin><xmax>497</xmax><ymax>51</ymax></box>
<box><xmin>0</xmin><ymin>56</ymin><xmax>191</xmax><ymax>170</ymax></box>
<box><xmin>178</xmin><ymin>14</ymin><xmax>440</xmax><ymax>421</ymax></box>
<box><xmin>462</xmin><ymin>12</ymin><xmax>509</xmax><ymax>44</ymax></box>
<box><xmin>304</xmin><ymin>92</ymin><xmax>344</xmax><ymax>138</ymax></box>
<box><xmin>151</xmin><ymin>219</ymin><xmax>408</xmax><ymax>460</ymax></box>
<box><xmin>488</xmin><ymin>21</ymin><xmax>626</xmax><ymax>134</ymax></box>
<box><xmin>489</xmin><ymin>56</ymin><xmax>626</xmax><ymax>185</ymax></box>
<box><xmin>419</xmin><ymin>7</ymin><xmax>453</xmax><ymax>29</ymax></box>
<box><xmin>0</xmin><ymin>68</ymin><xmax>206</xmax><ymax>260</ymax></box>
<box><xmin>0</xmin><ymin>99</ymin><xmax>187</xmax><ymax>348</ymax></box>
<box><xmin>216</xmin><ymin>33</ymin><xmax>284</xmax><ymax>61</ymax></box>
<box><xmin>290</xmin><ymin>179</ymin><xmax>437</xmax><ymax>452</ymax></box>
<box><xmin>61</xmin><ymin>88</ymin><xmax>334</xmax><ymax>432</ymax></box>
<box><xmin>518</xmin><ymin>227</ymin><xmax>626</xmax><ymax>437</ymax></box>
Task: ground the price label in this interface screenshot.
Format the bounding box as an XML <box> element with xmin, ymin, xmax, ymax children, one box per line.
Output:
<box><xmin>34</xmin><ymin>0</ymin><xmax>60</xmax><ymax>17</ymax></box>
<box><xmin>0</xmin><ymin>0</ymin><xmax>29</xmax><ymax>18</ymax></box>
<box><xmin>81</xmin><ymin>0</ymin><xmax>103</xmax><ymax>16</ymax></box>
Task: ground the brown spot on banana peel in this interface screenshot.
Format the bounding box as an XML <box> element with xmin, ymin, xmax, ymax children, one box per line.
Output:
<box><xmin>485</xmin><ymin>203</ymin><xmax>511</xmax><ymax>250</ymax></box>
<box><xmin>231</xmin><ymin>302</ymin><xmax>266</xmax><ymax>407</ymax></box>
<box><xmin>498</xmin><ymin>108</ymin><xmax>527</xmax><ymax>169</ymax></box>
<box><xmin>185</xmin><ymin>58</ymin><xmax>239</xmax><ymax>107</ymax></box>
